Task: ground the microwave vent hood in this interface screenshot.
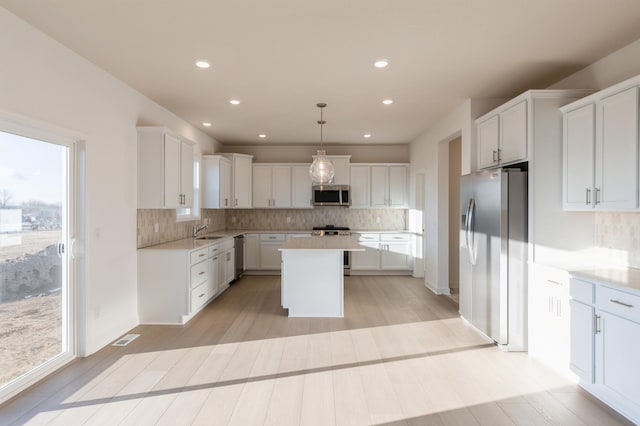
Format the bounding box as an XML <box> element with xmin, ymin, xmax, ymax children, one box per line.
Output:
<box><xmin>312</xmin><ymin>185</ymin><xmax>350</xmax><ymax>207</ymax></box>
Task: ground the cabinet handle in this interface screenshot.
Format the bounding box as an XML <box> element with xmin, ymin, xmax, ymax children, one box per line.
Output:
<box><xmin>595</xmin><ymin>187</ymin><xmax>601</xmax><ymax>205</ymax></box>
<box><xmin>492</xmin><ymin>150</ymin><xmax>497</xmax><ymax>162</ymax></box>
<box><xmin>224</xmin><ymin>198</ymin><xmax>228</xmax><ymax>207</ymax></box>
<box><xmin>235</xmin><ymin>198</ymin><xmax>238</xmax><ymax>206</ymax></box>
<box><xmin>199</xmin><ymin>253</ymin><xmax>206</xmax><ymax>257</ymax></box>
<box><xmin>595</xmin><ymin>314</ymin><xmax>601</xmax><ymax>334</ymax></box>
<box><xmin>586</xmin><ymin>188</ymin><xmax>591</xmax><ymax>205</ymax></box>
<box><xmin>547</xmin><ymin>280</ymin><xmax>562</xmax><ymax>286</ymax></box>
<box><xmin>610</xmin><ymin>299</ymin><xmax>633</xmax><ymax>308</ymax></box>
<box><xmin>199</xmin><ymin>293</ymin><xmax>205</xmax><ymax>298</ymax></box>
<box><xmin>497</xmin><ymin>148</ymin><xmax>502</xmax><ymax>161</ymax></box>
<box><xmin>199</xmin><ymin>271</ymin><xmax>206</xmax><ymax>276</ymax></box>
<box><xmin>556</xmin><ymin>299</ymin><xmax>561</xmax><ymax>317</ymax></box>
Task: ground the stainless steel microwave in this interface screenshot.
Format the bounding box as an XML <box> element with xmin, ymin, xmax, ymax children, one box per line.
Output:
<box><xmin>312</xmin><ymin>185</ymin><xmax>350</xmax><ymax>206</ymax></box>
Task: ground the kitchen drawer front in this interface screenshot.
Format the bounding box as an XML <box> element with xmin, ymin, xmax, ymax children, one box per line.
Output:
<box><xmin>190</xmin><ymin>282</ymin><xmax>209</xmax><ymax>313</ymax></box>
<box><xmin>570</xmin><ymin>278</ymin><xmax>595</xmax><ymax>304</ymax></box>
<box><xmin>380</xmin><ymin>233</ymin><xmax>410</xmax><ymax>242</ymax></box>
<box><xmin>190</xmin><ymin>247</ymin><xmax>209</xmax><ymax>264</ymax></box>
<box><xmin>190</xmin><ymin>260</ymin><xmax>209</xmax><ymax>287</ymax></box>
<box><xmin>597</xmin><ymin>286</ymin><xmax>640</xmax><ymax>323</ymax></box>
<box><xmin>356</xmin><ymin>233</ymin><xmax>380</xmax><ymax>242</ymax></box>
<box><xmin>260</xmin><ymin>233</ymin><xmax>286</xmax><ymax>242</ymax></box>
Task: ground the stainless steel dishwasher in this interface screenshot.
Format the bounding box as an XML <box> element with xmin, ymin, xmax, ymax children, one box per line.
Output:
<box><xmin>233</xmin><ymin>234</ymin><xmax>244</xmax><ymax>282</ymax></box>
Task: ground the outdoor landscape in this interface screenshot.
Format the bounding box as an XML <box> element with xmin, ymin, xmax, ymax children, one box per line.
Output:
<box><xmin>1</xmin><ymin>200</ymin><xmax>63</xmax><ymax>386</ymax></box>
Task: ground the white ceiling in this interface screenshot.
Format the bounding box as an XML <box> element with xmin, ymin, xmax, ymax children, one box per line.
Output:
<box><xmin>3</xmin><ymin>1</ymin><xmax>640</xmax><ymax>145</ymax></box>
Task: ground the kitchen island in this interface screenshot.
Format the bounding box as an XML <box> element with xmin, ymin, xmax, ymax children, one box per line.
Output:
<box><xmin>278</xmin><ymin>236</ymin><xmax>364</xmax><ymax>317</ymax></box>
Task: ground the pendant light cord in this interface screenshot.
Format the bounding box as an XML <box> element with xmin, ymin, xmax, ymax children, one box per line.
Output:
<box><xmin>317</xmin><ymin>102</ymin><xmax>326</xmax><ymax>150</ymax></box>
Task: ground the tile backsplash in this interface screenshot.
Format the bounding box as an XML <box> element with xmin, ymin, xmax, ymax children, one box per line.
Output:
<box><xmin>137</xmin><ymin>209</ymin><xmax>226</xmax><ymax>248</ymax></box>
<box><xmin>595</xmin><ymin>212</ymin><xmax>640</xmax><ymax>268</ymax></box>
<box><xmin>225</xmin><ymin>208</ymin><xmax>407</xmax><ymax>231</ymax></box>
<box><xmin>137</xmin><ymin>207</ymin><xmax>407</xmax><ymax>248</ymax></box>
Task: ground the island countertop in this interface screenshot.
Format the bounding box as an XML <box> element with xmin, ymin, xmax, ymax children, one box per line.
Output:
<box><xmin>278</xmin><ymin>235</ymin><xmax>364</xmax><ymax>251</ymax></box>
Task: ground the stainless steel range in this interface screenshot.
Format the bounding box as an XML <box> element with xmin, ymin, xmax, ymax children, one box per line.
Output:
<box><xmin>312</xmin><ymin>225</ymin><xmax>352</xmax><ymax>275</ymax></box>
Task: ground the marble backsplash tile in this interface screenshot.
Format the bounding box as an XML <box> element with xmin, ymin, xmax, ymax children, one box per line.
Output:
<box><xmin>595</xmin><ymin>212</ymin><xmax>640</xmax><ymax>268</ymax></box>
<box><xmin>138</xmin><ymin>207</ymin><xmax>407</xmax><ymax>248</ymax></box>
<box><xmin>225</xmin><ymin>207</ymin><xmax>407</xmax><ymax>231</ymax></box>
<box><xmin>137</xmin><ymin>209</ymin><xmax>226</xmax><ymax>248</ymax></box>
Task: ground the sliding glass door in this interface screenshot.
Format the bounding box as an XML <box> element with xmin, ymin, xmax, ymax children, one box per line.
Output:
<box><xmin>0</xmin><ymin>121</ymin><xmax>76</xmax><ymax>402</ymax></box>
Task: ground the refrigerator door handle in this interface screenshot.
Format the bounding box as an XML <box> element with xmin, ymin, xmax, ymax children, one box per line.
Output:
<box><xmin>469</xmin><ymin>198</ymin><xmax>477</xmax><ymax>265</ymax></box>
<box><xmin>465</xmin><ymin>198</ymin><xmax>477</xmax><ymax>265</ymax></box>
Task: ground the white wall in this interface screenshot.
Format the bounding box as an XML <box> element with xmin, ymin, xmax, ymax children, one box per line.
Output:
<box><xmin>0</xmin><ymin>8</ymin><xmax>220</xmax><ymax>355</ymax></box>
<box><xmin>409</xmin><ymin>99</ymin><xmax>502</xmax><ymax>293</ymax></box>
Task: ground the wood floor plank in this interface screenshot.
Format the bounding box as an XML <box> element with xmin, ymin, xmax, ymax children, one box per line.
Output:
<box><xmin>1</xmin><ymin>275</ymin><xmax>629</xmax><ymax>426</ymax></box>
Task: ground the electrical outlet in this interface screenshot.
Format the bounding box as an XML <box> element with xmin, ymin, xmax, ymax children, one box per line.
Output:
<box><xmin>286</xmin><ymin>216</ymin><xmax>291</xmax><ymax>223</ymax></box>
<box><xmin>154</xmin><ymin>223</ymin><xmax>159</xmax><ymax>233</ymax></box>
<box><xmin>376</xmin><ymin>216</ymin><xmax>381</xmax><ymax>224</ymax></box>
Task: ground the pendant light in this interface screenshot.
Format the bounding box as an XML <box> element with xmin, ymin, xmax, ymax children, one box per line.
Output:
<box><xmin>309</xmin><ymin>103</ymin><xmax>335</xmax><ymax>185</ymax></box>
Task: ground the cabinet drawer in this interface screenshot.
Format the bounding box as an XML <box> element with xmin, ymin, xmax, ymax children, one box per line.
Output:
<box><xmin>190</xmin><ymin>282</ymin><xmax>209</xmax><ymax>312</ymax></box>
<box><xmin>190</xmin><ymin>260</ymin><xmax>209</xmax><ymax>287</ymax></box>
<box><xmin>261</xmin><ymin>233</ymin><xmax>285</xmax><ymax>242</ymax></box>
<box><xmin>570</xmin><ymin>278</ymin><xmax>594</xmax><ymax>304</ymax></box>
<box><xmin>356</xmin><ymin>233</ymin><xmax>380</xmax><ymax>242</ymax></box>
<box><xmin>380</xmin><ymin>233</ymin><xmax>410</xmax><ymax>242</ymax></box>
<box><xmin>190</xmin><ymin>247</ymin><xmax>209</xmax><ymax>264</ymax></box>
<box><xmin>597</xmin><ymin>286</ymin><xmax>640</xmax><ymax>323</ymax></box>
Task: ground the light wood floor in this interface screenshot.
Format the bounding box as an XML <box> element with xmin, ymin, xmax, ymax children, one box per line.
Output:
<box><xmin>0</xmin><ymin>276</ymin><xmax>632</xmax><ymax>425</ymax></box>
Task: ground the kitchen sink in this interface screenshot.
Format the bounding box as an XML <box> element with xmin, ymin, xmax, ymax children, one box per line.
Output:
<box><xmin>195</xmin><ymin>235</ymin><xmax>224</xmax><ymax>240</ymax></box>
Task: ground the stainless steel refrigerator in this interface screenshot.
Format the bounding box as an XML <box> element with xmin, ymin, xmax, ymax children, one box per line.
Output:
<box><xmin>459</xmin><ymin>168</ymin><xmax>528</xmax><ymax>351</ymax></box>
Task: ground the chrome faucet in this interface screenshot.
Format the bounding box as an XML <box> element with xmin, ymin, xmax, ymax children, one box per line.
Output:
<box><xmin>193</xmin><ymin>224</ymin><xmax>209</xmax><ymax>238</ymax></box>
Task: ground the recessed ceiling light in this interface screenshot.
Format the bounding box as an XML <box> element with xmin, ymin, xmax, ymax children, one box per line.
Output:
<box><xmin>229</xmin><ymin>99</ymin><xmax>241</xmax><ymax>105</ymax></box>
<box><xmin>382</xmin><ymin>99</ymin><xmax>393</xmax><ymax>105</ymax></box>
<box><xmin>195</xmin><ymin>60</ymin><xmax>210</xmax><ymax>69</ymax></box>
<box><xmin>374</xmin><ymin>59</ymin><xmax>389</xmax><ymax>68</ymax></box>
<box><xmin>258</xmin><ymin>134</ymin><xmax>267</xmax><ymax>138</ymax></box>
<box><xmin>202</xmin><ymin>122</ymin><xmax>212</xmax><ymax>127</ymax></box>
<box><xmin>363</xmin><ymin>133</ymin><xmax>372</xmax><ymax>138</ymax></box>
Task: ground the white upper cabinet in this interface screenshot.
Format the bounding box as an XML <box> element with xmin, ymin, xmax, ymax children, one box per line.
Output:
<box><xmin>477</xmin><ymin>115</ymin><xmax>500</xmax><ymax>169</ymax></box>
<box><xmin>596</xmin><ymin>87</ymin><xmax>638</xmax><ymax>209</ymax></box>
<box><xmin>349</xmin><ymin>165</ymin><xmax>371</xmax><ymax>208</ymax></box>
<box><xmin>563</xmin><ymin>104</ymin><xmax>595</xmax><ymax>210</ymax></box>
<box><xmin>222</xmin><ymin>153</ymin><xmax>253</xmax><ymax>208</ymax></box>
<box><xmin>202</xmin><ymin>155</ymin><xmax>232</xmax><ymax>209</ymax></box>
<box><xmin>291</xmin><ymin>165</ymin><xmax>312</xmax><ymax>208</ymax></box>
<box><xmin>252</xmin><ymin>165</ymin><xmax>292</xmax><ymax>208</ymax></box>
<box><xmin>137</xmin><ymin>127</ymin><xmax>195</xmax><ymax>209</ymax></box>
<box><xmin>562</xmin><ymin>77</ymin><xmax>640</xmax><ymax>211</ymax></box>
<box><xmin>370</xmin><ymin>165</ymin><xmax>408</xmax><ymax>208</ymax></box>
<box><xmin>327</xmin><ymin>155</ymin><xmax>350</xmax><ymax>185</ymax></box>
<box><xmin>477</xmin><ymin>100</ymin><xmax>528</xmax><ymax>169</ymax></box>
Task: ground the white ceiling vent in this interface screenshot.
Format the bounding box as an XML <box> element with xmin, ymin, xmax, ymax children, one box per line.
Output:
<box><xmin>112</xmin><ymin>334</ymin><xmax>140</xmax><ymax>347</ymax></box>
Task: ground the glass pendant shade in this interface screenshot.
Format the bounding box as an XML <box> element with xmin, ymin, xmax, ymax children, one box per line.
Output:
<box><xmin>309</xmin><ymin>149</ymin><xmax>334</xmax><ymax>184</ymax></box>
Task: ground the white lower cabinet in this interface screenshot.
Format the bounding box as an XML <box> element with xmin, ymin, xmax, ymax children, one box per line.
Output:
<box><xmin>245</xmin><ymin>234</ymin><xmax>260</xmax><ymax>270</ymax></box>
<box><xmin>260</xmin><ymin>234</ymin><xmax>285</xmax><ymax>270</ymax></box>
<box><xmin>351</xmin><ymin>233</ymin><xmax>412</xmax><ymax>274</ymax></box>
<box><xmin>138</xmin><ymin>238</ymin><xmax>234</xmax><ymax>324</ymax></box>
<box><xmin>529</xmin><ymin>264</ymin><xmax>571</xmax><ymax>374</ymax></box>
<box><xmin>569</xmin><ymin>275</ymin><xmax>640</xmax><ymax>424</ymax></box>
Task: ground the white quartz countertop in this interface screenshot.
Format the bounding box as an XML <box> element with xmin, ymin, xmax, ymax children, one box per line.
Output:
<box><xmin>278</xmin><ymin>235</ymin><xmax>365</xmax><ymax>251</ymax></box>
<box><xmin>570</xmin><ymin>267</ymin><xmax>640</xmax><ymax>293</ymax></box>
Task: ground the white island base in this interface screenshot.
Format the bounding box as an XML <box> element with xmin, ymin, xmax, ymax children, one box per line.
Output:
<box><xmin>279</xmin><ymin>236</ymin><xmax>364</xmax><ymax>318</ymax></box>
